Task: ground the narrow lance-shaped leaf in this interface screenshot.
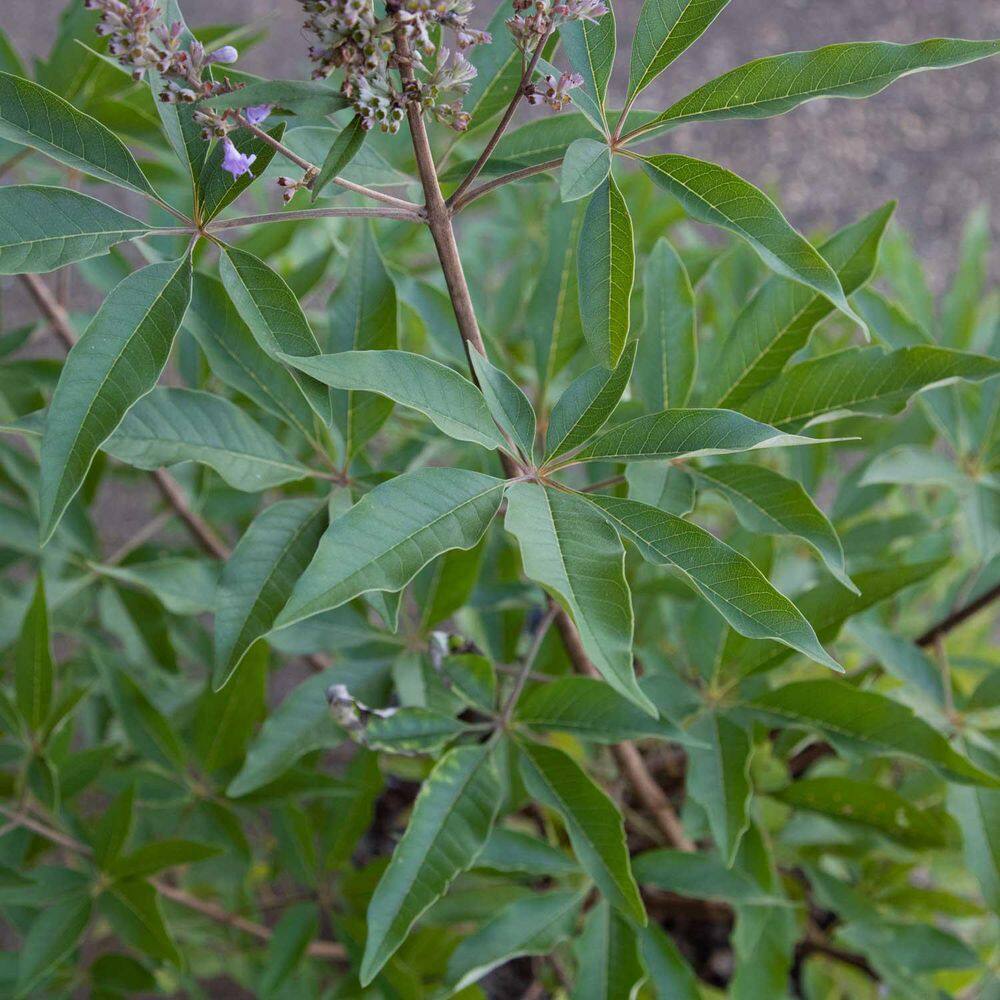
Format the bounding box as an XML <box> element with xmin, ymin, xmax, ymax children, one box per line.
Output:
<box><xmin>640</xmin><ymin>38</ymin><xmax>1000</xmax><ymax>132</ymax></box>
<box><xmin>40</xmin><ymin>255</ymin><xmax>192</xmax><ymax>543</ymax></box>
<box><xmin>283</xmin><ymin>350</ymin><xmax>507</xmax><ymax>451</ymax></box>
<box><xmin>214</xmin><ymin>498</ymin><xmax>328</xmax><ymax>689</ymax></box>
<box><xmin>638</xmin><ymin>923</ymin><xmax>701</xmax><ymax>1000</ymax></box>
<box><xmin>201</xmin><ymin>79</ymin><xmax>351</xmax><ymax>116</ymax></box>
<box><xmin>573</xmin><ymin>899</ymin><xmax>646</xmax><ymax>1000</ymax></box>
<box><xmin>738</xmin><ymin>345</ymin><xmax>1000</xmax><ymax>430</ymax></box>
<box><xmin>578</xmin><ymin>174</ymin><xmax>634</xmax><ymax>369</ymax></box>
<box><xmin>16</xmin><ymin>895</ymin><xmax>92</xmax><ymax>996</ymax></box>
<box><xmin>566</xmin><ymin>408</ymin><xmax>827</xmax><ymax>465</ymax></box>
<box><xmin>504</xmin><ymin>482</ymin><xmax>653</xmax><ymax>714</ymax></box>
<box><xmin>545</xmin><ymin>340</ymin><xmax>636</xmax><ymax>460</ymax></box>
<box><xmin>637</xmin><ymin>236</ymin><xmax>696</xmax><ymax>410</ymax></box>
<box><xmin>469</xmin><ymin>348</ymin><xmax>536</xmax><ymax>460</ymax></box>
<box><xmin>640</xmin><ymin>154</ymin><xmax>864</xmax><ymax>331</ymax></box>
<box><xmin>690</xmin><ymin>463</ymin><xmax>857</xmax><ymax>593</ymax></box>
<box><xmin>587</xmin><ymin>494</ymin><xmax>843</xmax><ymax>672</ymax></box>
<box><xmin>627</xmin><ymin>0</ymin><xmax>732</xmax><ymax>100</ymax></box>
<box><xmin>15</xmin><ymin>576</ymin><xmax>53</xmax><ymax>731</ymax></box>
<box><xmin>560</xmin><ymin>6</ymin><xmax>616</xmax><ymax>129</ymax></box>
<box><xmin>705</xmin><ymin>202</ymin><xmax>894</xmax><ymax>408</ymax></box>
<box><xmin>0</xmin><ymin>186</ymin><xmax>148</xmax><ymax>275</ymax></box>
<box><xmin>518</xmin><ymin>739</ymin><xmax>646</xmax><ymax>924</ymax></box>
<box><xmin>312</xmin><ymin>114</ymin><xmax>367</xmax><ymax>200</ymax></box>
<box><xmin>276</xmin><ymin>468</ymin><xmax>505</xmax><ymax>628</ymax></box>
<box><xmin>196</xmin><ymin>643</ymin><xmax>268</xmax><ymax>770</ymax></box>
<box><xmin>360</xmin><ymin>743</ymin><xmax>502</xmax><ymax>985</ymax></box>
<box><xmin>103</xmin><ymin>387</ymin><xmax>312</xmax><ymax>492</ymax></box>
<box><xmin>0</xmin><ymin>71</ymin><xmax>158</xmax><ymax>197</ymax></box>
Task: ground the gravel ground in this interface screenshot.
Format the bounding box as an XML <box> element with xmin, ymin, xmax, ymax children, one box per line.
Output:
<box><xmin>6</xmin><ymin>0</ymin><xmax>1000</xmax><ymax>285</ymax></box>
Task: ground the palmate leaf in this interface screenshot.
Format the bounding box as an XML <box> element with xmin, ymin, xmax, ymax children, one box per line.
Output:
<box><xmin>0</xmin><ymin>72</ymin><xmax>157</xmax><ymax>197</ymax></box>
<box><xmin>690</xmin><ymin>463</ymin><xmax>856</xmax><ymax>593</ymax></box>
<box><xmin>103</xmin><ymin>387</ymin><xmax>313</xmax><ymax>492</ymax></box>
<box><xmin>574</xmin><ymin>899</ymin><xmax>646</xmax><ymax>1000</ymax></box>
<box><xmin>627</xmin><ymin>0</ymin><xmax>732</xmax><ymax>100</ymax></box>
<box><xmin>40</xmin><ymin>255</ymin><xmax>192</xmax><ymax>543</ymax></box>
<box><xmin>578</xmin><ymin>175</ymin><xmax>634</xmax><ymax>369</ymax></box>
<box><xmin>214</xmin><ymin>498</ymin><xmax>328</xmax><ymax>689</ymax></box>
<box><xmin>588</xmin><ymin>494</ymin><xmax>842</xmax><ymax>672</ymax></box>
<box><xmin>746</xmin><ymin>680</ymin><xmax>1000</xmax><ymax>787</ymax></box>
<box><xmin>705</xmin><ymin>203</ymin><xmax>894</xmax><ymax>408</ymax></box>
<box><xmin>518</xmin><ymin>739</ymin><xmax>646</xmax><ymax>924</ymax></box>
<box><xmin>279</xmin><ymin>350</ymin><xmax>508</xmax><ymax>452</ymax></box>
<box><xmin>276</xmin><ymin>468</ymin><xmax>505</xmax><ymax>628</ymax></box>
<box><xmin>636</xmin><ymin>236</ymin><xmax>697</xmax><ymax>410</ymax></box>
<box><xmin>737</xmin><ymin>344</ymin><xmax>1000</xmax><ymax>430</ymax></box>
<box><xmin>565</xmin><ymin>408</ymin><xmax>826</xmax><ymax>466</ymax></box>
<box><xmin>360</xmin><ymin>743</ymin><xmax>502</xmax><ymax>985</ymax></box>
<box><xmin>640</xmin><ymin>155</ymin><xmax>864</xmax><ymax>331</ymax></box>
<box><xmin>504</xmin><ymin>482</ymin><xmax>653</xmax><ymax>714</ymax></box>
<box><xmin>0</xmin><ymin>186</ymin><xmax>148</xmax><ymax>275</ymax></box>
<box><xmin>640</xmin><ymin>38</ymin><xmax>1000</xmax><ymax>133</ymax></box>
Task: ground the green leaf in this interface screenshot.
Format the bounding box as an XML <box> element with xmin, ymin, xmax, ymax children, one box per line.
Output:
<box><xmin>587</xmin><ymin>494</ymin><xmax>843</xmax><ymax>672</ymax></box>
<box><xmin>112</xmin><ymin>839</ymin><xmax>221</xmax><ymax>879</ymax></box>
<box><xmin>0</xmin><ymin>72</ymin><xmax>157</xmax><ymax>197</ymax></box>
<box><xmin>421</xmin><ymin>540</ymin><xmax>487</xmax><ymax>628</ymax></box>
<box><xmin>328</xmin><ymin>224</ymin><xmax>399</xmax><ymax>455</ymax></box>
<box><xmin>103</xmin><ymin>387</ymin><xmax>312</xmax><ymax>491</ymax></box>
<box><xmin>573</xmin><ymin>899</ymin><xmax>646</xmax><ymax>1000</ymax></box>
<box><xmin>627</xmin><ymin>463</ymin><xmax>695</xmax><ymax>515</ymax></box>
<box><xmin>219</xmin><ymin>245</ymin><xmax>328</xmax><ymax>421</ymax></box>
<box><xmin>440</xmin><ymin>653</ymin><xmax>496</xmax><ymax>712</ymax></box>
<box><xmin>561</xmin><ymin>137</ymin><xmax>612</xmax><ymax>202</ymax></box>
<box><xmin>545</xmin><ymin>340</ymin><xmax>636</xmax><ymax>460</ymax></box>
<box><xmin>312</xmin><ymin>115</ymin><xmax>367</xmax><ymax>200</ymax></box>
<box><xmin>469</xmin><ymin>349</ymin><xmax>536</xmax><ymax>460</ymax></box>
<box><xmin>516</xmin><ymin>676</ymin><xmax>699</xmax><ymax>745</ymax></box>
<box><xmin>92</xmin><ymin>786</ymin><xmax>134</xmax><ymax>870</ymax></box>
<box><xmin>643</xmin><ymin>38</ymin><xmax>1000</xmax><ymax>131</ymax></box>
<box><xmin>277</xmin><ymin>468</ymin><xmax>504</xmax><ymax>628</ymax></box>
<box><xmin>636</xmin><ymin>236</ymin><xmax>697</xmax><ymax>411</ymax></box>
<box><xmin>568</xmin><ymin>408</ymin><xmax>825</xmax><ymax>465</ymax></box>
<box><xmin>640</xmin><ymin>155</ymin><xmax>863</xmax><ymax>330</ymax></box>
<box><xmin>93</xmin><ymin>558</ymin><xmax>217</xmax><ymax>616</ymax></box>
<box><xmin>99</xmin><ymin>878</ymin><xmax>179</xmax><ymax>965</ymax></box>
<box><xmin>197</xmin><ymin>122</ymin><xmax>284</xmax><ymax>223</ymax></box>
<box><xmin>578</xmin><ymin>175</ymin><xmax>634</xmax><ymax>368</ymax></box>
<box><xmin>747</xmin><ymin>680</ymin><xmax>1000</xmax><ymax>787</ymax></box>
<box><xmin>632</xmin><ymin>849</ymin><xmax>783</xmax><ymax>904</ymax></box>
<box><xmin>39</xmin><ymin>255</ymin><xmax>192</xmax><ymax>543</ymax></box>
<box><xmin>363</xmin><ymin>707</ymin><xmax>470</xmax><ymax>754</ymax></box>
<box><xmin>360</xmin><ymin>743</ymin><xmax>502</xmax><ymax>985</ymax></box>
<box><xmin>774</xmin><ymin>776</ymin><xmax>954</xmax><ymax>850</ymax></box>
<box><xmin>0</xmin><ymin>185</ymin><xmax>148</xmax><ymax>275</ymax></box>
<box><xmin>260</xmin><ymin>903</ymin><xmax>319</xmax><ymax>997</ymax></box>
<box><xmin>475</xmin><ymin>828</ymin><xmax>581</xmax><ymax>877</ymax></box>
<box><xmin>15</xmin><ymin>576</ymin><xmax>52</xmax><ymax>731</ymax></box>
<box><xmin>561</xmin><ymin>8</ymin><xmax>616</xmax><ymax>129</ymax></box>
<box><xmin>445</xmin><ymin>889</ymin><xmax>583</xmax><ymax>992</ymax></box>
<box><xmin>706</xmin><ymin>203</ymin><xmax>894</xmax><ymax>408</ymax></box>
<box><xmin>504</xmin><ymin>482</ymin><xmax>652</xmax><ymax>714</ymax></box>
<box><xmin>949</xmin><ymin>745</ymin><xmax>1000</xmax><ymax>912</ymax></box>
<box><xmin>627</xmin><ymin>0</ymin><xmax>732</xmax><ymax>99</ymax></box>
<box><xmin>690</xmin><ymin>463</ymin><xmax>856</xmax><ymax>593</ymax></box>
<box><xmin>518</xmin><ymin>739</ymin><xmax>645</xmax><ymax>924</ymax></box>
<box><xmin>201</xmin><ymin>78</ymin><xmax>351</xmax><ymax>115</ymax></box>
<box><xmin>686</xmin><ymin>712</ymin><xmax>752</xmax><ymax>865</ymax></box>
<box><xmin>638</xmin><ymin>923</ymin><xmax>701</xmax><ymax>1000</ymax></box>
<box><xmin>215</xmin><ymin>498</ymin><xmax>328</xmax><ymax>689</ymax></box>
<box><xmin>281</xmin><ymin>350</ymin><xmax>506</xmax><ymax>452</ymax></box>
<box><xmin>16</xmin><ymin>894</ymin><xmax>91</xmax><ymax>996</ymax></box>
<box><xmin>738</xmin><ymin>345</ymin><xmax>1000</xmax><ymax>430</ymax></box>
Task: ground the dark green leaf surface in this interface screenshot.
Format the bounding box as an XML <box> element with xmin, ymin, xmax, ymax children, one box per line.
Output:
<box><xmin>573</xmin><ymin>900</ymin><xmax>645</xmax><ymax>1000</ymax></box>
<box><xmin>15</xmin><ymin>576</ymin><xmax>52</xmax><ymax>731</ymax></box>
<box><xmin>312</xmin><ymin>114</ymin><xmax>367</xmax><ymax>200</ymax></box>
<box><xmin>561</xmin><ymin>8</ymin><xmax>616</xmax><ymax>129</ymax></box>
<box><xmin>469</xmin><ymin>348</ymin><xmax>536</xmax><ymax>460</ymax></box>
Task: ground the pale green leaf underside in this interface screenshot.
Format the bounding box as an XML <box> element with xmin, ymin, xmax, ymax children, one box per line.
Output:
<box><xmin>0</xmin><ymin>185</ymin><xmax>147</xmax><ymax>274</ymax></box>
<box><xmin>640</xmin><ymin>154</ymin><xmax>864</xmax><ymax>331</ymax></box>
<box><xmin>561</xmin><ymin>137</ymin><xmax>612</xmax><ymax>202</ymax></box>
<box><xmin>469</xmin><ymin>349</ymin><xmax>536</xmax><ymax>460</ymax></box>
<box><xmin>0</xmin><ymin>71</ymin><xmax>157</xmax><ymax>197</ymax></box>
<box><xmin>361</xmin><ymin>743</ymin><xmax>501</xmax><ymax>985</ymax></box>
<box><xmin>504</xmin><ymin>482</ymin><xmax>652</xmax><ymax>714</ymax></box>
<box><xmin>588</xmin><ymin>494</ymin><xmax>843</xmax><ymax>672</ymax></box>
<box><xmin>276</xmin><ymin>467</ymin><xmax>505</xmax><ymax>628</ymax></box>
<box><xmin>40</xmin><ymin>256</ymin><xmax>192</xmax><ymax>543</ymax></box>
<box><xmin>280</xmin><ymin>349</ymin><xmax>507</xmax><ymax>451</ymax></box>
<box><xmin>103</xmin><ymin>387</ymin><xmax>312</xmax><ymax>491</ymax></box>
<box><xmin>214</xmin><ymin>498</ymin><xmax>329</xmax><ymax>689</ymax></box>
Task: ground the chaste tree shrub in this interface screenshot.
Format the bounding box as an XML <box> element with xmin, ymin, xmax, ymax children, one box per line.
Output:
<box><xmin>0</xmin><ymin>0</ymin><xmax>998</xmax><ymax>994</ymax></box>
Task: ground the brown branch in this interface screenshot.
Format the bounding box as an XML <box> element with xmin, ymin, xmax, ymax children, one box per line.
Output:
<box><xmin>19</xmin><ymin>273</ymin><xmax>76</xmax><ymax>350</ymax></box>
<box><xmin>915</xmin><ymin>581</ymin><xmax>1000</xmax><ymax>648</ymax></box>
<box><xmin>0</xmin><ymin>805</ymin><xmax>346</xmax><ymax>962</ymax></box>
<box><xmin>452</xmin><ymin>158</ymin><xmax>564</xmax><ymax>213</ymax></box>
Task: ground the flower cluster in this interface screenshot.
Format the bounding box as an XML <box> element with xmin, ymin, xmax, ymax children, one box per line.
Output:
<box><xmin>525</xmin><ymin>70</ymin><xmax>583</xmax><ymax>111</ymax></box>
<box><xmin>506</xmin><ymin>0</ymin><xmax>608</xmax><ymax>53</ymax></box>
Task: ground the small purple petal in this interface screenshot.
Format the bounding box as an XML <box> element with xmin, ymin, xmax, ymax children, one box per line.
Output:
<box><xmin>207</xmin><ymin>45</ymin><xmax>239</xmax><ymax>65</ymax></box>
<box><xmin>221</xmin><ymin>138</ymin><xmax>257</xmax><ymax>178</ymax></box>
<box><xmin>244</xmin><ymin>105</ymin><xmax>272</xmax><ymax>126</ymax></box>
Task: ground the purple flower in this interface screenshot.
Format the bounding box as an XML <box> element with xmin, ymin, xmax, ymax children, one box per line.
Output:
<box><xmin>207</xmin><ymin>45</ymin><xmax>239</xmax><ymax>65</ymax></box>
<box><xmin>221</xmin><ymin>138</ymin><xmax>257</xmax><ymax>178</ymax></box>
<box><xmin>244</xmin><ymin>105</ymin><xmax>272</xmax><ymax>126</ymax></box>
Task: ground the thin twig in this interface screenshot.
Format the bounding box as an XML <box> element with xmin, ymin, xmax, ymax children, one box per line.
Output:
<box><xmin>19</xmin><ymin>273</ymin><xmax>76</xmax><ymax>350</ymax></box>
<box><xmin>915</xmin><ymin>582</ymin><xmax>1000</xmax><ymax>648</ymax></box>
<box><xmin>452</xmin><ymin>157</ymin><xmax>564</xmax><ymax>212</ymax></box>
<box><xmin>235</xmin><ymin>113</ymin><xmax>420</xmax><ymax>212</ymax></box>
<box><xmin>500</xmin><ymin>604</ymin><xmax>558</xmax><ymax>724</ymax></box>
<box><xmin>209</xmin><ymin>206</ymin><xmax>422</xmax><ymax>231</ymax></box>
<box><xmin>580</xmin><ymin>474</ymin><xmax>626</xmax><ymax>494</ymax></box>
<box><xmin>447</xmin><ymin>32</ymin><xmax>552</xmax><ymax>208</ymax></box>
